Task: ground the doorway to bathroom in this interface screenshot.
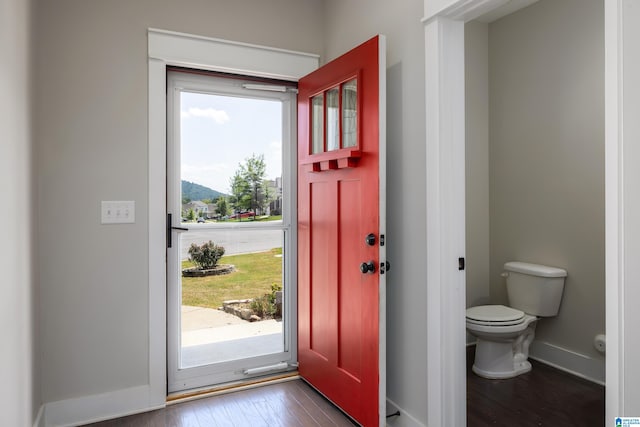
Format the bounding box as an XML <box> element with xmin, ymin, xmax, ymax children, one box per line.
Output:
<box><xmin>462</xmin><ymin>0</ymin><xmax>606</xmax><ymax>425</ymax></box>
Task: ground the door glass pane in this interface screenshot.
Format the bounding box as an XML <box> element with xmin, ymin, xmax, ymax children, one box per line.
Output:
<box><xmin>179</xmin><ymin>91</ymin><xmax>285</xmax><ymax>368</ymax></box>
<box><xmin>342</xmin><ymin>79</ymin><xmax>358</xmax><ymax>148</ymax></box>
<box><xmin>179</xmin><ymin>231</ymin><xmax>284</xmax><ymax>368</ymax></box>
<box><xmin>312</xmin><ymin>94</ymin><xmax>324</xmax><ymax>154</ymax></box>
<box><xmin>326</xmin><ymin>88</ymin><xmax>339</xmax><ymax>151</ymax></box>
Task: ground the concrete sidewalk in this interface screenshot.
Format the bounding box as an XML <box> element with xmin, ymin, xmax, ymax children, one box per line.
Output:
<box><xmin>181</xmin><ymin>305</ymin><xmax>282</xmax><ymax>346</ymax></box>
<box><xmin>182</xmin><ymin>305</ymin><xmax>246</xmax><ymax>331</ymax></box>
<box><xmin>180</xmin><ymin>305</ymin><xmax>284</xmax><ymax>367</ymax></box>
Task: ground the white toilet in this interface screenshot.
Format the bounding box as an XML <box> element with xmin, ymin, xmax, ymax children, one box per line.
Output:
<box><xmin>466</xmin><ymin>261</ymin><xmax>567</xmax><ymax>379</ymax></box>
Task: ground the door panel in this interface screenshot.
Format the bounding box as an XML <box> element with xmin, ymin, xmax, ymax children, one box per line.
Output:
<box><xmin>298</xmin><ymin>35</ymin><xmax>386</xmax><ymax>427</ymax></box>
<box><xmin>309</xmin><ymin>181</ymin><xmax>334</xmax><ymax>360</ymax></box>
<box><xmin>338</xmin><ymin>180</ymin><xmax>363</xmax><ymax>380</ymax></box>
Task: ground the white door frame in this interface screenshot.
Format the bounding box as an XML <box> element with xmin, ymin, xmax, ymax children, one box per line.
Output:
<box><xmin>165</xmin><ymin>71</ymin><xmax>298</xmax><ymax>391</ymax></box>
<box><xmin>423</xmin><ymin>10</ymin><xmax>467</xmax><ymax>427</ymax></box>
<box><xmin>605</xmin><ymin>0</ymin><xmax>640</xmax><ymax>419</ymax></box>
<box><xmin>147</xmin><ymin>29</ymin><xmax>319</xmax><ymax>401</ymax></box>
<box><xmin>423</xmin><ymin>0</ymin><xmax>624</xmax><ymax>425</ymax></box>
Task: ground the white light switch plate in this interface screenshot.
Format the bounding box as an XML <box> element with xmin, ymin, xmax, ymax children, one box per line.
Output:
<box><xmin>101</xmin><ymin>201</ymin><xmax>135</xmax><ymax>224</ymax></box>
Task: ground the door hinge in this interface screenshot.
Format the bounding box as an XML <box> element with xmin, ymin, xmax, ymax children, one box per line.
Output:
<box><xmin>458</xmin><ymin>257</ymin><xmax>465</xmax><ymax>271</ymax></box>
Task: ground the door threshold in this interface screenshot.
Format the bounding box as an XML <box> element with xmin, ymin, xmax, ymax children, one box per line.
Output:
<box><xmin>166</xmin><ymin>371</ymin><xmax>300</xmax><ymax>404</ymax></box>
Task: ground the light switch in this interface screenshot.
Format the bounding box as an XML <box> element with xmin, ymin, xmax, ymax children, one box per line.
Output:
<box><xmin>101</xmin><ymin>201</ymin><xmax>135</xmax><ymax>224</ymax></box>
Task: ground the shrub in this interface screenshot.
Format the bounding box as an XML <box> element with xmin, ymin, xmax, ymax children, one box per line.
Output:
<box><xmin>188</xmin><ymin>241</ymin><xmax>225</xmax><ymax>270</ymax></box>
<box><xmin>269</xmin><ymin>282</ymin><xmax>282</xmax><ymax>304</ymax></box>
<box><xmin>250</xmin><ymin>294</ymin><xmax>274</xmax><ymax>318</ymax></box>
<box><xmin>250</xmin><ymin>283</ymin><xmax>283</xmax><ymax>319</ymax></box>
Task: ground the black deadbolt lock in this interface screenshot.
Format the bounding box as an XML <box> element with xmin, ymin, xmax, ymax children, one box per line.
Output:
<box><xmin>365</xmin><ymin>233</ymin><xmax>376</xmax><ymax>246</ymax></box>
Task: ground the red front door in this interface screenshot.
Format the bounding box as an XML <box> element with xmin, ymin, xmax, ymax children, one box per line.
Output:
<box><xmin>297</xmin><ymin>36</ymin><xmax>386</xmax><ymax>427</ymax></box>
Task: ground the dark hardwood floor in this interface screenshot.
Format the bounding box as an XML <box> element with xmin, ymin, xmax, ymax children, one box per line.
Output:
<box><xmin>467</xmin><ymin>346</ymin><xmax>605</xmax><ymax>426</ymax></box>
<box><xmin>85</xmin><ymin>351</ymin><xmax>605</xmax><ymax>427</ymax></box>
<box><xmin>85</xmin><ymin>378</ymin><xmax>357</xmax><ymax>427</ymax></box>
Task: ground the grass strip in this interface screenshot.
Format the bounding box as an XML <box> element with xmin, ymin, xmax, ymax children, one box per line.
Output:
<box><xmin>181</xmin><ymin>247</ymin><xmax>283</xmax><ymax>309</ymax></box>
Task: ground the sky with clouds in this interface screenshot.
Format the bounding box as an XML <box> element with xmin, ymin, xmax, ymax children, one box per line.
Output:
<box><xmin>180</xmin><ymin>91</ymin><xmax>282</xmax><ymax>195</ymax></box>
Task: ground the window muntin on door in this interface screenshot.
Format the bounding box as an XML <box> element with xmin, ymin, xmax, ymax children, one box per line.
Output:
<box><xmin>303</xmin><ymin>77</ymin><xmax>360</xmax><ymax>172</ymax></box>
<box><xmin>310</xmin><ymin>77</ymin><xmax>359</xmax><ymax>154</ymax></box>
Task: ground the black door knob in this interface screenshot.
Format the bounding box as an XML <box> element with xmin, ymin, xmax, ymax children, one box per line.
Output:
<box><xmin>360</xmin><ymin>261</ymin><xmax>376</xmax><ymax>274</ymax></box>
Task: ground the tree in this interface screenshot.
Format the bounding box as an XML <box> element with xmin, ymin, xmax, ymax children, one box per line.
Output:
<box><xmin>230</xmin><ymin>169</ymin><xmax>251</xmax><ymax>217</ymax></box>
<box><xmin>243</xmin><ymin>154</ymin><xmax>268</xmax><ymax>217</ymax></box>
<box><xmin>216</xmin><ymin>197</ymin><xmax>229</xmax><ymax>217</ymax></box>
<box><xmin>187</xmin><ymin>208</ymin><xmax>196</xmax><ymax>221</ymax></box>
<box><xmin>261</xmin><ymin>180</ymin><xmax>276</xmax><ymax>215</ymax></box>
<box><xmin>230</xmin><ymin>154</ymin><xmax>269</xmax><ymax>218</ymax></box>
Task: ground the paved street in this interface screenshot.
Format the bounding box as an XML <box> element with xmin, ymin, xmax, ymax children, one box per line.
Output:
<box><xmin>177</xmin><ymin>222</ymin><xmax>284</xmax><ymax>259</ymax></box>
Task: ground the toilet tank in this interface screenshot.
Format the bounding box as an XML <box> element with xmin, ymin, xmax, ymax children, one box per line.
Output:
<box><xmin>504</xmin><ymin>261</ymin><xmax>567</xmax><ymax>317</ymax></box>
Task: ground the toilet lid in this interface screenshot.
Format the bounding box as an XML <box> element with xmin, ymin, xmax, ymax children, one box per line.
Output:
<box><xmin>466</xmin><ymin>305</ymin><xmax>525</xmax><ymax>325</ymax></box>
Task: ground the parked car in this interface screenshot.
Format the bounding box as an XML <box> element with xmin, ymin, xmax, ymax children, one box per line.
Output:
<box><xmin>197</xmin><ymin>217</ymin><xmax>205</xmax><ymax>223</ymax></box>
<box><xmin>229</xmin><ymin>212</ymin><xmax>254</xmax><ymax>219</ymax></box>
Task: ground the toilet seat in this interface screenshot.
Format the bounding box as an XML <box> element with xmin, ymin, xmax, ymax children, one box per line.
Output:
<box><xmin>466</xmin><ymin>305</ymin><xmax>525</xmax><ymax>326</ymax></box>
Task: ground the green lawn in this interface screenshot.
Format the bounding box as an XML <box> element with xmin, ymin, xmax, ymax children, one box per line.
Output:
<box><xmin>181</xmin><ymin>248</ymin><xmax>282</xmax><ymax>309</ymax></box>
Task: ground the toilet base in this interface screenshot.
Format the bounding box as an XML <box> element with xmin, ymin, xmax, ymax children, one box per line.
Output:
<box><xmin>470</xmin><ymin>322</ymin><xmax>537</xmax><ymax>379</ymax></box>
<box><xmin>472</xmin><ymin>359</ymin><xmax>532</xmax><ymax>379</ymax></box>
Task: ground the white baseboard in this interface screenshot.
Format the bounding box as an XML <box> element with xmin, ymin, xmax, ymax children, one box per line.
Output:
<box><xmin>42</xmin><ymin>385</ymin><xmax>165</xmax><ymax>426</ymax></box>
<box><xmin>529</xmin><ymin>340</ymin><xmax>605</xmax><ymax>385</ymax></box>
<box><xmin>386</xmin><ymin>398</ymin><xmax>426</xmax><ymax>427</ymax></box>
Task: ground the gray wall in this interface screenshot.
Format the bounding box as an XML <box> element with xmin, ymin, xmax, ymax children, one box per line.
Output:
<box><xmin>33</xmin><ymin>0</ymin><xmax>324</xmax><ymax>404</ymax></box>
<box><xmin>488</xmin><ymin>0</ymin><xmax>605</xmax><ymax>361</ymax></box>
<box><xmin>323</xmin><ymin>0</ymin><xmax>427</xmax><ymax>423</ymax></box>
<box><xmin>465</xmin><ymin>20</ymin><xmax>491</xmax><ymax>312</ymax></box>
<box><xmin>33</xmin><ymin>0</ymin><xmax>430</xmax><ymax>422</ymax></box>
<box><xmin>1</xmin><ymin>0</ymin><xmax>38</xmax><ymax>424</ymax></box>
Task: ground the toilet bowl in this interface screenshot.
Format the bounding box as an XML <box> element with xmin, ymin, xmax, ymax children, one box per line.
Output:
<box><xmin>466</xmin><ymin>305</ymin><xmax>537</xmax><ymax>378</ymax></box>
<box><xmin>466</xmin><ymin>262</ymin><xmax>567</xmax><ymax>380</ymax></box>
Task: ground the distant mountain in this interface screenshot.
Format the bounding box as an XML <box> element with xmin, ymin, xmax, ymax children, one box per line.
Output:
<box><xmin>182</xmin><ymin>180</ymin><xmax>226</xmax><ymax>202</ymax></box>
